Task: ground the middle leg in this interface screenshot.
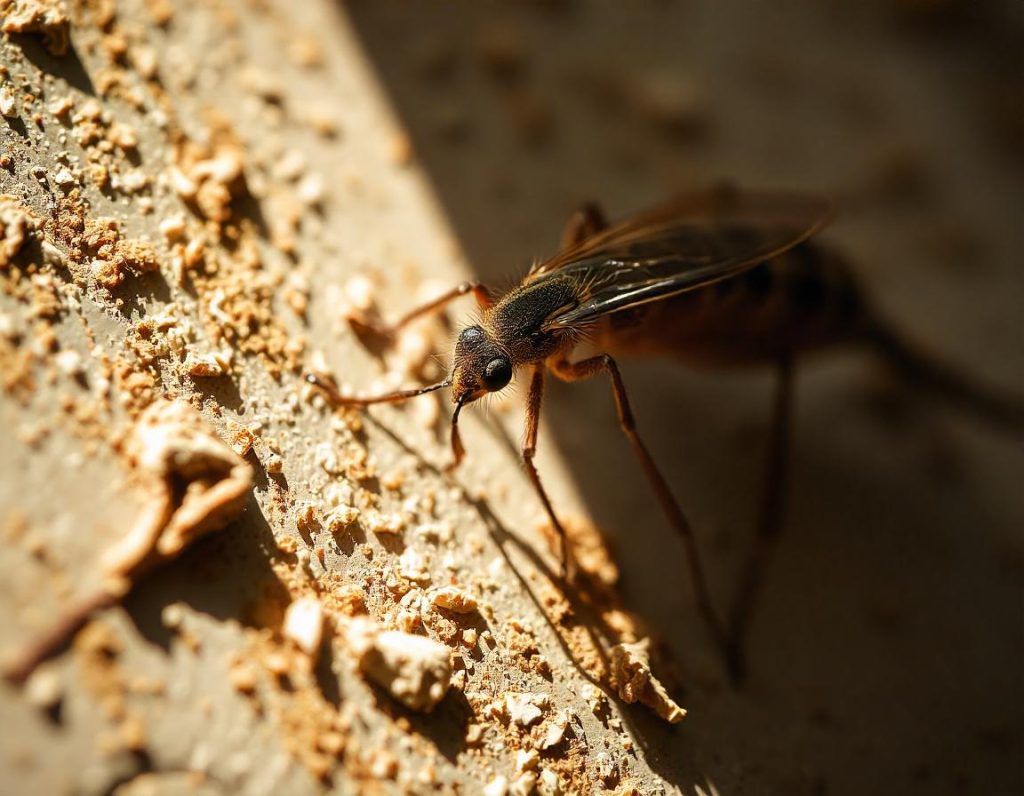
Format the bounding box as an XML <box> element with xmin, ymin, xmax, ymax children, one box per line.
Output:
<box><xmin>522</xmin><ymin>366</ymin><xmax>574</xmax><ymax>577</ymax></box>
<box><xmin>549</xmin><ymin>353</ymin><xmax>729</xmax><ymax>662</ymax></box>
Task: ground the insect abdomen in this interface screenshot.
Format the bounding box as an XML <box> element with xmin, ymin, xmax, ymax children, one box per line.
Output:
<box><xmin>595</xmin><ymin>242</ymin><xmax>868</xmax><ymax>365</ymax></box>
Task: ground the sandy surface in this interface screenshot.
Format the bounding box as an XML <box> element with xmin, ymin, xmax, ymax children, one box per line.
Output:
<box><xmin>1</xmin><ymin>0</ymin><xmax>1022</xmax><ymax>794</ymax></box>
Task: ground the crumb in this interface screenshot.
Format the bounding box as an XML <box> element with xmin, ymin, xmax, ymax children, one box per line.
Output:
<box><xmin>342</xmin><ymin>617</ymin><xmax>452</xmax><ymax>712</ymax></box>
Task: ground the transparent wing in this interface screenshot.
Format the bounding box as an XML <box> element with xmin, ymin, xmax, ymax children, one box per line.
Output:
<box><xmin>530</xmin><ymin>189</ymin><xmax>832</xmax><ymax>330</ymax></box>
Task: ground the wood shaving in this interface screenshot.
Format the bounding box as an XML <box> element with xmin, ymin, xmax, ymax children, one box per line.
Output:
<box><xmin>609</xmin><ymin>639</ymin><xmax>686</xmax><ymax>724</ymax></box>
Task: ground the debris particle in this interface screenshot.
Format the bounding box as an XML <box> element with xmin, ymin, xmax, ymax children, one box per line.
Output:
<box><xmin>101</xmin><ymin>400</ymin><xmax>254</xmax><ymax>578</ymax></box>
<box><xmin>24</xmin><ymin>663</ymin><xmax>63</xmax><ymax>710</ymax></box>
<box><xmin>430</xmin><ymin>585</ymin><xmax>478</xmax><ymax>614</ymax></box>
<box><xmin>2</xmin><ymin>0</ymin><xmax>71</xmax><ymax>56</ymax></box>
<box><xmin>324</xmin><ymin>505</ymin><xmax>359</xmax><ymax>533</ymax></box>
<box><xmin>343</xmin><ymin>617</ymin><xmax>452</xmax><ymax>712</ymax></box>
<box><xmin>228</xmin><ymin>657</ymin><xmax>258</xmax><ymax>694</ymax></box>
<box><xmin>283</xmin><ymin>596</ymin><xmax>325</xmax><ymax>658</ymax></box>
<box><xmin>541</xmin><ymin>710</ymin><xmax>571</xmax><ymax>750</ymax></box>
<box><xmin>515</xmin><ymin>749</ymin><xmax>539</xmax><ymax>773</ymax></box>
<box><xmin>184</xmin><ymin>351</ymin><xmax>228</xmax><ymax>377</ymax></box>
<box><xmin>398</xmin><ymin>547</ymin><xmax>431</xmax><ymax>583</ymax></box>
<box><xmin>504</xmin><ymin>691</ymin><xmax>549</xmax><ymax>727</ymax></box>
<box><xmin>0</xmin><ymin>85</ymin><xmax>16</xmax><ymax>117</ymax></box>
<box><xmin>159</xmin><ymin>215</ymin><xmax>187</xmax><ymax>242</ymax></box>
<box><xmin>363</xmin><ymin>509</ymin><xmax>404</xmax><ymax>535</ymax></box>
<box><xmin>0</xmin><ymin>195</ymin><xmax>40</xmax><ymax>267</ymax></box>
<box><xmin>609</xmin><ymin>639</ymin><xmax>686</xmax><ymax>724</ymax></box>
<box><xmin>483</xmin><ymin>775</ymin><xmax>509</xmax><ymax>796</ymax></box>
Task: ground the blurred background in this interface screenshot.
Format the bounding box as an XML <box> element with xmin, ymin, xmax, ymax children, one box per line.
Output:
<box><xmin>348</xmin><ymin>2</ymin><xmax>1023</xmax><ymax>793</ymax></box>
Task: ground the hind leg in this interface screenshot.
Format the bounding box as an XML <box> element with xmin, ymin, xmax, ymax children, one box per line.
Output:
<box><xmin>726</xmin><ymin>355</ymin><xmax>795</xmax><ymax>680</ymax></box>
<box><xmin>561</xmin><ymin>203</ymin><xmax>608</xmax><ymax>250</ymax></box>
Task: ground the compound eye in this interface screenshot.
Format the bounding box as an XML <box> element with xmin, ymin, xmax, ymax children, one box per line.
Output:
<box><xmin>482</xmin><ymin>357</ymin><xmax>512</xmax><ymax>391</ymax></box>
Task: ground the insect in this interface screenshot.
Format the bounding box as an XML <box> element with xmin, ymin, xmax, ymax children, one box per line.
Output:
<box><xmin>307</xmin><ymin>186</ymin><xmax>1022</xmax><ymax>679</ymax></box>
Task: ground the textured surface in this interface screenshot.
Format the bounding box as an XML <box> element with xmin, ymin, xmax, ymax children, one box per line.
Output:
<box><xmin>1</xmin><ymin>1</ymin><xmax>1022</xmax><ymax>795</ymax></box>
<box><xmin>0</xmin><ymin>1</ymin><xmax>678</xmax><ymax>793</ymax></box>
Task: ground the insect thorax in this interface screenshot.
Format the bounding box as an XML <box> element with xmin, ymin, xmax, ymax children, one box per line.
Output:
<box><xmin>488</xmin><ymin>276</ymin><xmax>581</xmax><ymax>364</ymax></box>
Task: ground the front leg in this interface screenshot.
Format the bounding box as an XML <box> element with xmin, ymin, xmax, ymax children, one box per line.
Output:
<box><xmin>349</xmin><ymin>280</ymin><xmax>492</xmax><ymax>343</ymax></box>
<box><xmin>522</xmin><ymin>367</ymin><xmax>574</xmax><ymax>578</ymax></box>
<box><xmin>549</xmin><ymin>353</ymin><xmax>730</xmax><ymax>666</ymax></box>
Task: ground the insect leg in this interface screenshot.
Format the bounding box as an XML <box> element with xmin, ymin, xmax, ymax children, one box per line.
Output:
<box><xmin>352</xmin><ymin>281</ymin><xmax>493</xmax><ymax>340</ymax></box>
<box><xmin>522</xmin><ymin>366</ymin><xmax>574</xmax><ymax>577</ymax></box>
<box><xmin>726</xmin><ymin>355</ymin><xmax>795</xmax><ymax>681</ymax></box>
<box><xmin>560</xmin><ymin>203</ymin><xmax>608</xmax><ymax>249</ymax></box>
<box><xmin>549</xmin><ymin>354</ymin><xmax>729</xmax><ymax>663</ymax></box>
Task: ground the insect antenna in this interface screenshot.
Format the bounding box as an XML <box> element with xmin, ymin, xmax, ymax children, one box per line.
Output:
<box><xmin>305</xmin><ymin>372</ymin><xmax>451</xmax><ymax>407</ymax></box>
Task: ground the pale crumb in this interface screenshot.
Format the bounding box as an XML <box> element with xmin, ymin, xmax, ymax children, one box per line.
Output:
<box><xmin>315</xmin><ymin>442</ymin><xmax>345</xmax><ymax>475</ymax></box>
<box><xmin>395</xmin><ymin>608</ymin><xmax>420</xmax><ymax>633</ymax></box>
<box><xmin>538</xmin><ymin>769</ymin><xmax>561</xmax><ymax>795</ymax></box>
<box><xmin>398</xmin><ymin>548</ymin><xmax>431</xmax><ymax>583</ymax></box>
<box><xmin>541</xmin><ymin>710</ymin><xmax>571</xmax><ymax>750</ymax></box>
<box><xmin>430</xmin><ymin>585</ymin><xmax>477</xmax><ymax>614</ymax></box>
<box><xmin>48</xmin><ymin>96</ymin><xmax>73</xmax><ymax>118</ymax></box>
<box><xmin>54</xmin><ymin>349</ymin><xmax>82</xmax><ymax>376</ymax></box>
<box><xmin>0</xmin><ymin>85</ymin><xmax>16</xmax><ymax>117</ymax></box>
<box><xmin>322</xmin><ymin>481</ymin><xmax>353</xmax><ymax>508</ymax></box>
<box><xmin>108</xmin><ymin>121</ymin><xmax>138</xmax><ymax>151</ymax></box>
<box><xmin>295</xmin><ymin>502</ymin><xmax>319</xmax><ymax>533</ymax></box>
<box><xmin>417</xmin><ymin>762</ymin><xmax>438</xmax><ymax>786</ymax></box>
<box><xmin>275</xmin><ymin>148</ymin><xmax>307</xmax><ymax>181</ymax></box>
<box><xmin>510</xmin><ymin>771</ymin><xmax>538</xmax><ymax>796</ymax></box>
<box><xmin>504</xmin><ymin>692</ymin><xmax>549</xmax><ymax>727</ymax></box>
<box><xmin>515</xmin><ymin>749</ymin><xmax>539</xmax><ymax>774</ymax></box>
<box><xmin>318</xmin><ymin>730</ymin><xmax>345</xmax><ymax>757</ymax></box>
<box><xmin>228</xmin><ymin>658</ymin><xmax>258</xmax><ymax>694</ymax></box>
<box><xmin>223</xmin><ymin>420</ymin><xmax>255</xmax><ymax>457</ymax></box>
<box><xmin>297</xmin><ymin>173</ymin><xmax>324</xmax><ymax>207</ymax></box>
<box><xmin>184</xmin><ymin>352</ymin><xmax>226</xmax><ymax>377</ymax></box>
<box><xmin>24</xmin><ymin>663</ymin><xmax>63</xmax><ymax>710</ymax></box>
<box><xmin>581</xmin><ymin>683</ymin><xmax>606</xmax><ymax>715</ymax></box>
<box><xmin>342</xmin><ymin>273</ymin><xmax>376</xmax><ymax>314</ymax></box>
<box><xmin>324</xmin><ymin>505</ymin><xmax>359</xmax><ymax>533</ymax></box>
<box><xmin>182</xmin><ymin>237</ymin><xmax>205</xmax><ymax>269</ymax></box>
<box><xmin>264</xmin><ymin>452</ymin><xmax>284</xmax><ymax>474</ymax></box>
<box><xmin>363</xmin><ymin>509</ymin><xmax>404</xmax><ymax>535</ymax></box>
<box><xmin>264</xmin><ymin>651</ymin><xmax>289</xmax><ymax>676</ymax></box>
<box><xmin>462</xmin><ymin>627</ymin><xmax>478</xmax><ymax>648</ymax></box>
<box><xmin>159</xmin><ymin>215</ymin><xmax>186</xmax><ymax>242</ymax></box>
<box><xmin>483</xmin><ymin>775</ymin><xmax>509</xmax><ymax>796</ymax></box>
<box><xmin>161</xmin><ymin>603</ymin><xmax>186</xmax><ymax>630</ymax></box>
<box><xmin>595</xmin><ymin>752</ymin><xmax>619</xmax><ymax>787</ymax></box>
<box><xmin>396</xmin><ymin>589</ymin><xmax>427</xmax><ymax>632</ymax></box>
<box><xmin>342</xmin><ymin>617</ymin><xmax>452</xmax><ymax>712</ymax></box>
<box><xmin>380</xmin><ymin>467</ymin><xmax>405</xmax><ymax>491</ymax></box>
<box><xmin>465</xmin><ymin>723</ymin><xmax>484</xmax><ymax>747</ymax></box>
<box><xmin>167</xmin><ymin>165</ymin><xmax>198</xmax><ymax>199</ymax></box>
<box><xmin>283</xmin><ymin>596</ymin><xmax>324</xmax><ymax>658</ymax></box>
<box><xmin>52</xmin><ymin>167</ymin><xmax>76</xmax><ymax>188</ymax></box>
<box><xmin>275</xmin><ymin>535</ymin><xmax>298</xmax><ymax>555</ymax></box>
